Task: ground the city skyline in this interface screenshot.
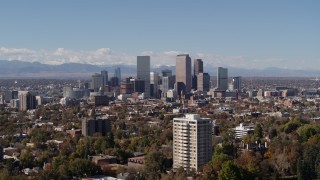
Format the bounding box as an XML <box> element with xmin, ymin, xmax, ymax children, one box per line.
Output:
<box><xmin>0</xmin><ymin>1</ymin><xmax>319</xmax><ymax>70</ymax></box>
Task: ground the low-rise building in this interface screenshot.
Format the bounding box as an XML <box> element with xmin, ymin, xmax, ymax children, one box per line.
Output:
<box><xmin>233</xmin><ymin>123</ymin><xmax>254</xmax><ymax>139</ymax></box>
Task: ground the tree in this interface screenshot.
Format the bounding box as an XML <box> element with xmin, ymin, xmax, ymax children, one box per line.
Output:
<box><xmin>296</xmin><ymin>124</ymin><xmax>320</xmax><ymax>142</ymax></box>
<box><xmin>19</xmin><ymin>149</ymin><xmax>35</xmax><ymax>168</ymax></box>
<box><xmin>297</xmin><ymin>142</ymin><xmax>320</xmax><ymax>179</ymax></box>
<box><xmin>94</xmin><ymin>137</ymin><xmax>107</xmax><ymax>154</ymax></box>
<box><xmin>52</xmin><ymin>155</ymin><xmax>67</xmax><ymax>170</ymax></box>
<box><xmin>218</xmin><ymin>161</ymin><xmax>242</xmax><ymax>180</ymax></box>
<box><xmin>269</xmin><ymin>128</ymin><xmax>277</xmax><ymax>139</ymax></box>
<box><xmin>68</xmin><ymin>158</ymin><xmax>102</xmax><ymax>178</ymax></box>
<box><xmin>254</xmin><ymin>124</ymin><xmax>263</xmax><ymax>139</ymax></box>
<box><xmin>143</xmin><ymin>152</ymin><xmax>166</xmax><ymax>179</ymax></box>
<box><xmin>202</xmin><ymin>163</ymin><xmax>217</xmax><ymax>180</ymax></box>
<box><xmin>212</xmin><ymin>147</ymin><xmax>231</xmax><ymax>171</ymax></box>
<box><xmin>235</xmin><ymin>151</ymin><xmax>260</xmax><ymax>179</ymax></box>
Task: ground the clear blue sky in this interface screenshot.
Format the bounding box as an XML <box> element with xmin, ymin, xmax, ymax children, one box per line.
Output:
<box><xmin>0</xmin><ymin>0</ymin><xmax>319</xmax><ymax>69</ymax></box>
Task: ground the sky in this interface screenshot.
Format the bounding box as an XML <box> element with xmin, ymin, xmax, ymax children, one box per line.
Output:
<box><xmin>0</xmin><ymin>0</ymin><xmax>319</xmax><ymax>69</ymax></box>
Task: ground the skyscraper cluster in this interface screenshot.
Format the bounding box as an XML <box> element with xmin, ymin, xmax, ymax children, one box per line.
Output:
<box><xmin>90</xmin><ymin>67</ymin><xmax>122</xmax><ymax>92</ymax></box>
<box><xmin>87</xmin><ymin>54</ymin><xmax>242</xmax><ymax>100</ymax></box>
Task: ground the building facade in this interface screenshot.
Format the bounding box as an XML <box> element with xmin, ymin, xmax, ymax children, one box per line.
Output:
<box><xmin>101</xmin><ymin>70</ymin><xmax>108</xmax><ymax>87</ymax></box>
<box><xmin>19</xmin><ymin>91</ymin><xmax>37</xmax><ymax>111</ymax></box>
<box><xmin>232</xmin><ymin>76</ymin><xmax>242</xmax><ymax>91</ymax></box>
<box><xmin>217</xmin><ymin>67</ymin><xmax>228</xmax><ymax>91</ymax></box>
<box><xmin>91</xmin><ymin>73</ymin><xmax>103</xmax><ymax>92</ymax></box>
<box><xmin>194</xmin><ymin>59</ymin><xmax>203</xmax><ymax>76</ymax></box>
<box><xmin>137</xmin><ymin>56</ymin><xmax>151</xmax><ymax>98</ymax></box>
<box><xmin>173</xmin><ymin>114</ymin><xmax>212</xmax><ymax>171</ymax></box>
<box><xmin>114</xmin><ymin>67</ymin><xmax>121</xmax><ymax>86</ymax></box>
<box><xmin>197</xmin><ymin>73</ymin><xmax>210</xmax><ymax>91</ymax></box>
<box><xmin>176</xmin><ymin>54</ymin><xmax>192</xmax><ymax>94</ymax></box>
<box><xmin>82</xmin><ymin>118</ymin><xmax>111</xmax><ymax>136</ymax></box>
<box><xmin>150</xmin><ymin>72</ymin><xmax>159</xmax><ymax>98</ymax></box>
<box><xmin>233</xmin><ymin>123</ymin><xmax>254</xmax><ymax>139</ymax></box>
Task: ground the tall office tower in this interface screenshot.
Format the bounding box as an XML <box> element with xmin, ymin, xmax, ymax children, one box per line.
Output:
<box><xmin>193</xmin><ymin>59</ymin><xmax>204</xmax><ymax>90</ymax></box>
<box><xmin>197</xmin><ymin>73</ymin><xmax>211</xmax><ymax>91</ymax></box>
<box><xmin>176</xmin><ymin>54</ymin><xmax>192</xmax><ymax>94</ymax></box>
<box><xmin>137</xmin><ymin>56</ymin><xmax>151</xmax><ymax>98</ymax></box>
<box><xmin>101</xmin><ymin>70</ymin><xmax>108</xmax><ymax>87</ymax></box>
<box><xmin>232</xmin><ymin>76</ymin><xmax>242</xmax><ymax>91</ymax></box>
<box><xmin>217</xmin><ymin>67</ymin><xmax>228</xmax><ymax>91</ymax></box>
<box><xmin>82</xmin><ymin>118</ymin><xmax>111</xmax><ymax>136</ymax></box>
<box><xmin>19</xmin><ymin>91</ymin><xmax>37</xmax><ymax>111</ymax></box>
<box><xmin>161</xmin><ymin>70</ymin><xmax>173</xmax><ymax>98</ymax></box>
<box><xmin>161</xmin><ymin>77</ymin><xmax>170</xmax><ymax>98</ymax></box>
<box><xmin>194</xmin><ymin>59</ymin><xmax>203</xmax><ymax>76</ymax></box>
<box><xmin>114</xmin><ymin>67</ymin><xmax>121</xmax><ymax>85</ymax></box>
<box><xmin>173</xmin><ymin>114</ymin><xmax>213</xmax><ymax>171</ymax></box>
<box><xmin>150</xmin><ymin>72</ymin><xmax>159</xmax><ymax>98</ymax></box>
<box><xmin>91</xmin><ymin>73</ymin><xmax>103</xmax><ymax>92</ymax></box>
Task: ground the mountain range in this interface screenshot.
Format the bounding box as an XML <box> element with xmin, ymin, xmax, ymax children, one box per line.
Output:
<box><xmin>0</xmin><ymin>60</ymin><xmax>319</xmax><ymax>78</ymax></box>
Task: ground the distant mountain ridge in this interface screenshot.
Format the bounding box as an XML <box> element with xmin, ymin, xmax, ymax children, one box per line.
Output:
<box><xmin>0</xmin><ymin>60</ymin><xmax>319</xmax><ymax>78</ymax></box>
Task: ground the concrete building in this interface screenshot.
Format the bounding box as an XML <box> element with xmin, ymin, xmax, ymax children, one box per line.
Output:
<box><xmin>133</xmin><ymin>79</ymin><xmax>145</xmax><ymax>93</ymax></box>
<box><xmin>128</xmin><ymin>156</ymin><xmax>144</xmax><ymax>169</ymax></box>
<box><xmin>160</xmin><ymin>70</ymin><xmax>175</xmax><ymax>98</ymax></box>
<box><xmin>150</xmin><ymin>72</ymin><xmax>159</xmax><ymax>98</ymax></box>
<box><xmin>217</xmin><ymin>67</ymin><xmax>228</xmax><ymax>91</ymax></box>
<box><xmin>193</xmin><ymin>59</ymin><xmax>203</xmax><ymax>90</ymax></box>
<box><xmin>176</xmin><ymin>54</ymin><xmax>192</xmax><ymax>94</ymax></box>
<box><xmin>91</xmin><ymin>73</ymin><xmax>103</xmax><ymax>92</ymax></box>
<box><xmin>91</xmin><ymin>155</ymin><xmax>117</xmax><ymax>166</ymax></box>
<box><xmin>137</xmin><ymin>56</ymin><xmax>150</xmax><ymax>98</ymax></box>
<box><xmin>63</xmin><ymin>86</ymin><xmax>89</xmax><ymax>99</ymax></box>
<box><xmin>19</xmin><ymin>91</ymin><xmax>37</xmax><ymax>111</ymax></box>
<box><xmin>101</xmin><ymin>70</ymin><xmax>108</xmax><ymax>87</ymax></box>
<box><xmin>91</xmin><ymin>95</ymin><xmax>108</xmax><ymax>106</ymax></box>
<box><xmin>161</xmin><ymin>76</ymin><xmax>170</xmax><ymax>98</ymax></box>
<box><xmin>120</xmin><ymin>82</ymin><xmax>134</xmax><ymax>94</ymax></box>
<box><xmin>233</xmin><ymin>123</ymin><xmax>254</xmax><ymax>139</ymax></box>
<box><xmin>232</xmin><ymin>76</ymin><xmax>242</xmax><ymax>91</ymax></box>
<box><xmin>0</xmin><ymin>94</ymin><xmax>4</xmax><ymax>104</ymax></box>
<box><xmin>197</xmin><ymin>73</ymin><xmax>210</xmax><ymax>91</ymax></box>
<box><xmin>162</xmin><ymin>69</ymin><xmax>172</xmax><ymax>77</ymax></box>
<box><xmin>173</xmin><ymin>114</ymin><xmax>212</xmax><ymax>171</ymax></box>
<box><xmin>114</xmin><ymin>67</ymin><xmax>121</xmax><ymax>86</ymax></box>
<box><xmin>4</xmin><ymin>90</ymin><xmax>18</xmax><ymax>103</ymax></box>
<box><xmin>82</xmin><ymin>118</ymin><xmax>111</xmax><ymax>136</ymax></box>
<box><xmin>194</xmin><ymin>59</ymin><xmax>203</xmax><ymax>76</ymax></box>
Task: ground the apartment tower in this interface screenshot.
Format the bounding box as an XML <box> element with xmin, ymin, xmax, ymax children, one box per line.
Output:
<box><xmin>173</xmin><ymin>114</ymin><xmax>213</xmax><ymax>171</ymax></box>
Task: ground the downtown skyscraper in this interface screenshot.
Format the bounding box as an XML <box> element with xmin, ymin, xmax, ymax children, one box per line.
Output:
<box><xmin>194</xmin><ymin>59</ymin><xmax>203</xmax><ymax>76</ymax></box>
<box><xmin>101</xmin><ymin>70</ymin><xmax>108</xmax><ymax>87</ymax></box>
<box><xmin>217</xmin><ymin>67</ymin><xmax>228</xmax><ymax>91</ymax></box>
<box><xmin>176</xmin><ymin>54</ymin><xmax>192</xmax><ymax>94</ymax></box>
<box><xmin>114</xmin><ymin>67</ymin><xmax>121</xmax><ymax>86</ymax></box>
<box><xmin>193</xmin><ymin>59</ymin><xmax>203</xmax><ymax>90</ymax></box>
<box><xmin>137</xmin><ymin>56</ymin><xmax>150</xmax><ymax>98</ymax></box>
